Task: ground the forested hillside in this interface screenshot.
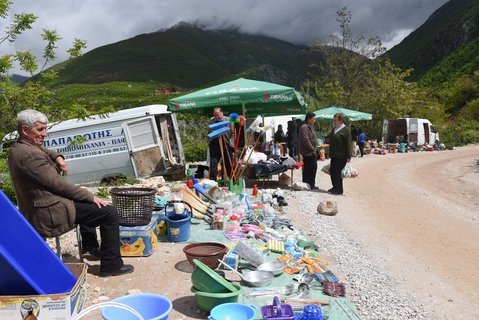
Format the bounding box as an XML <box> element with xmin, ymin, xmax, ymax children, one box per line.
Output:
<box><xmin>51</xmin><ymin>23</ymin><xmax>317</xmax><ymax>89</ymax></box>
<box><xmin>386</xmin><ymin>0</ymin><xmax>479</xmax><ymax>86</ymax></box>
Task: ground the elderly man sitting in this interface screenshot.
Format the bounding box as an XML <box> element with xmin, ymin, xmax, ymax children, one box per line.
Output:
<box><xmin>8</xmin><ymin>109</ymin><xmax>134</xmax><ymax>277</ymax></box>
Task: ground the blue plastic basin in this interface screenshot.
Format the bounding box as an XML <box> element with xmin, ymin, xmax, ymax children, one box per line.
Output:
<box><xmin>102</xmin><ymin>293</ymin><xmax>172</xmax><ymax>320</ymax></box>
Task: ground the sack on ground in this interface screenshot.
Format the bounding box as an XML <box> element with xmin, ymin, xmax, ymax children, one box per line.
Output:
<box><xmin>317</xmin><ymin>200</ymin><xmax>338</xmax><ymax>216</ymax></box>
<box><xmin>321</xmin><ymin>163</ymin><xmax>331</xmax><ymax>175</ymax></box>
<box><xmin>278</xmin><ymin>173</ymin><xmax>291</xmax><ymax>186</ymax></box>
<box><xmin>341</xmin><ymin>163</ymin><xmax>359</xmax><ymax>178</ymax></box>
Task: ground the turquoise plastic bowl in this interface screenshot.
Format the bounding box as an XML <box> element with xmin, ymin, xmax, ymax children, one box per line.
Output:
<box><xmin>208</xmin><ymin>303</ymin><xmax>256</xmax><ymax>320</ymax></box>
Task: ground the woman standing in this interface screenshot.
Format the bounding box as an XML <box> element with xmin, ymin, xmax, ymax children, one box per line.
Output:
<box><xmin>327</xmin><ymin>113</ymin><xmax>351</xmax><ymax>195</ymax></box>
<box><xmin>297</xmin><ymin>112</ymin><xmax>318</xmax><ymax>190</ymax></box>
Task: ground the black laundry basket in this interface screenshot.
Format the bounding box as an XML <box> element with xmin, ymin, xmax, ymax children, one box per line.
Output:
<box><xmin>109</xmin><ymin>187</ymin><xmax>157</xmax><ymax>226</ymax></box>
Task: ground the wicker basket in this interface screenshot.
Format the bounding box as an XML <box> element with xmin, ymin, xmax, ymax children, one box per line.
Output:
<box><xmin>183</xmin><ymin>242</ymin><xmax>227</xmax><ymax>269</ymax></box>
<box><xmin>110</xmin><ymin>187</ymin><xmax>157</xmax><ymax>226</ymax></box>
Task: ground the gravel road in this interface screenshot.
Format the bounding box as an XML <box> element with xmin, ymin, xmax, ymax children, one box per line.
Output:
<box><xmin>56</xmin><ymin>144</ymin><xmax>479</xmax><ymax>319</ymax></box>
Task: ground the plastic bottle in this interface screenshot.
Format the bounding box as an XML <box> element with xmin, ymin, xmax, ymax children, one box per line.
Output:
<box><xmin>172</xmin><ymin>192</ymin><xmax>184</xmax><ymax>214</ymax></box>
<box><xmin>226</xmin><ymin>213</ymin><xmax>241</xmax><ymax>231</ymax></box>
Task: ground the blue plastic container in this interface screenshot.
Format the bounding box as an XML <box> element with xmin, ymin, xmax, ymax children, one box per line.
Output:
<box><xmin>102</xmin><ymin>293</ymin><xmax>172</xmax><ymax>320</ymax></box>
<box><xmin>0</xmin><ymin>190</ymin><xmax>77</xmax><ymax>295</ymax></box>
<box><xmin>208</xmin><ymin>303</ymin><xmax>256</xmax><ymax>320</ymax></box>
<box><xmin>165</xmin><ymin>201</ymin><xmax>192</xmax><ymax>242</ymax></box>
<box><xmin>165</xmin><ymin>211</ymin><xmax>191</xmax><ymax>242</ymax></box>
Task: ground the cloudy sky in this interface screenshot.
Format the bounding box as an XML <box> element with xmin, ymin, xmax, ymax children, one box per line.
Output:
<box><xmin>6</xmin><ymin>0</ymin><xmax>448</xmax><ymax>74</ymax></box>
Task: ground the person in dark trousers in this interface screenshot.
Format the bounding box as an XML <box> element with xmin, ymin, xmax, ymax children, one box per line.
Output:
<box><xmin>358</xmin><ymin>129</ymin><xmax>367</xmax><ymax>157</ymax></box>
<box><xmin>350</xmin><ymin>124</ymin><xmax>358</xmax><ymax>157</ymax></box>
<box><xmin>8</xmin><ymin>109</ymin><xmax>134</xmax><ymax>277</ymax></box>
<box><xmin>297</xmin><ymin>112</ymin><xmax>318</xmax><ymax>190</ymax></box>
<box><xmin>327</xmin><ymin>113</ymin><xmax>352</xmax><ymax>195</ymax></box>
<box><xmin>286</xmin><ymin>120</ymin><xmax>298</xmax><ymax>160</ymax></box>
<box><xmin>274</xmin><ymin>124</ymin><xmax>286</xmax><ymax>143</ymax></box>
<box><xmin>208</xmin><ymin>108</ymin><xmax>234</xmax><ymax>180</ymax></box>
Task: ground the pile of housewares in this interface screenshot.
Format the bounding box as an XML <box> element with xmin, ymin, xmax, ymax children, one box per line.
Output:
<box><xmin>154</xmin><ymin>178</ymin><xmax>360</xmax><ymax>320</ymax></box>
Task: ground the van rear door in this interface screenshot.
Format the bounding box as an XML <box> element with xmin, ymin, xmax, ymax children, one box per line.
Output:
<box><xmin>122</xmin><ymin>116</ymin><xmax>167</xmax><ymax>178</ymax></box>
<box><xmin>408</xmin><ymin>118</ymin><xmax>418</xmax><ymax>143</ymax></box>
<box><xmin>382</xmin><ymin>120</ymin><xmax>389</xmax><ymax>143</ymax></box>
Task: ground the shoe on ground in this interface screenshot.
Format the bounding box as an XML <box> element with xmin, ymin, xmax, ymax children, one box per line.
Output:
<box><xmin>81</xmin><ymin>247</ymin><xmax>100</xmax><ymax>260</ymax></box>
<box><xmin>311</xmin><ymin>186</ymin><xmax>319</xmax><ymax>190</ymax></box>
<box><xmin>328</xmin><ymin>188</ymin><xmax>343</xmax><ymax>195</ymax></box>
<box><xmin>100</xmin><ymin>264</ymin><xmax>135</xmax><ymax>277</ymax></box>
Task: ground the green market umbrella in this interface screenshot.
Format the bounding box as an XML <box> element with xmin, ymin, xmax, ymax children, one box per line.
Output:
<box><xmin>168</xmin><ymin>78</ymin><xmax>307</xmax><ymax>117</ymax></box>
<box><xmin>295</xmin><ymin>105</ymin><xmax>372</xmax><ymax>122</ymax></box>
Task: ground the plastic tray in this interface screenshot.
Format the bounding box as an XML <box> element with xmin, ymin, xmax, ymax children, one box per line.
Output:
<box><xmin>0</xmin><ymin>190</ymin><xmax>77</xmax><ymax>295</ymax></box>
<box><xmin>233</xmin><ymin>239</ymin><xmax>267</xmax><ymax>267</ymax></box>
<box><xmin>261</xmin><ymin>296</ymin><xmax>294</xmax><ymax>320</ymax></box>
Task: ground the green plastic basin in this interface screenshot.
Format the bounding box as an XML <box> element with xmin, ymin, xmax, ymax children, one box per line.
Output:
<box><xmin>191</xmin><ymin>259</ymin><xmax>237</xmax><ymax>293</ymax></box>
<box><xmin>191</xmin><ymin>283</ymin><xmax>243</xmax><ymax>312</ymax></box>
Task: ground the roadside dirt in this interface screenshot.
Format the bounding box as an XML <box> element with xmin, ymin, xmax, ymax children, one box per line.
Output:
<box><xmin>76</xmin><ymin>144</ymin><xmax>479</xmax><ymax>319</ymax></box>
<box><xmin>327</xmin><ymin>145</ymin><xmax>479</xmax><ymax>319</ymax></box>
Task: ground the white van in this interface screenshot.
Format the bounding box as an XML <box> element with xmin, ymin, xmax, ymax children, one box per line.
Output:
<box><xmin>382</xmin><ymin>118</ymin><xmax>439</xmax><ymax>146</ymax></box>
<box><xmin>2</xmin><ymin>105</ymin><xmax>184</xmax><ymax>184</ymax></box>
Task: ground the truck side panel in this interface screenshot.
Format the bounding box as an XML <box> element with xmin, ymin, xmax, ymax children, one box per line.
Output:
<box><xmin>45</xmin><ymin>120</ymin><xmax>133</xmax><ymax>184</ymax></box>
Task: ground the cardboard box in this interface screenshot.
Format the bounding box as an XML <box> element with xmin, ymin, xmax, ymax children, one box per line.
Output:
<box><xmin>0</xmin><ymin>263</ymin><xmax>87</xmax><ymax>320</ymax></box>
<box><xmin>152</xmin><ymin>211</ymin><xmax>168</xmax><ymax>242</ymax></box>
<box><xmin>119</xmin><ymin>216</ymin><xmax>158</xmax><ymax>256</ymax></box>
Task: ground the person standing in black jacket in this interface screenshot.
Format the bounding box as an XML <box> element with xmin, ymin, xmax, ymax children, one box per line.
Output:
<box><xmin>286</xmin><ymin>120</ymin><xmax>298</xmax><ymax>160</ymax></box>
<box><xmin>297</xmin><ymin>112</ymin><xmax>318</xmax><ymax>190</ymax></box>
<box><xmin>327</xmin><ymin>113</ymin><xmax>351</xmax><ymax>195</ymax></box>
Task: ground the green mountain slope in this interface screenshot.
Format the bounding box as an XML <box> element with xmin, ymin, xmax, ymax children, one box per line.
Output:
<box><xmin>53</xmin><ymin>23</ymin><xmax>316</xmax><ymax>89</ymax></box>
<box><xmin>386</xmin><ymin>0</ymin><xmax>479</xmax><ymax>83</ymax></box>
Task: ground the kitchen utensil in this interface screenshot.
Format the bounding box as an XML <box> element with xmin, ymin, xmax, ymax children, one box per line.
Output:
<box><xmin>218</xmin><ymin>259</ymin><xmax>274</xmax><ymax>287</ymax></box>
<box><xmin>257</xmin><ymin>260</ymin><xmax>287</xmax><ymax>276</ymax></box>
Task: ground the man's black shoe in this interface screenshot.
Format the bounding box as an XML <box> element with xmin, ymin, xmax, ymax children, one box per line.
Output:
<box><xmin>81</xmin><ymin>247</ymin><xmax>100</xmax><ymax>260</ymax></box>
<box><xmin>328</xmin><ymin>189</ymin><xmax>343</xmax><ymax>195</ymax></box>
<box><xmin>311</xmin><ymin>187</ymin><xmax>319</xmax><ymax>191</ymax></box>
<box><xmin>100</xmin><ymin>264</ymin><xmax>134</xmax><ymax>277</ymax></box>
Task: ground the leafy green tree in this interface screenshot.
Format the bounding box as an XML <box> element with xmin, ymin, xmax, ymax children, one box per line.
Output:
<box><xmin>0</xmin><ymin>0</ymin><xmax>88</xmax><ymax>200</ymax></box>
<box><xmin>443</xmin><ymin>72</ymin><xmax>479</xmax><ymax>118</ymax></box>
<box><xmin>0</xmin><ymin>0</ymin><xmax>88</xmax><ymax>138</ymax></box>
<box><xmin>304</xmin><ymin>6</ymin><xmax>446</xmax><ymax>139</ymax></box>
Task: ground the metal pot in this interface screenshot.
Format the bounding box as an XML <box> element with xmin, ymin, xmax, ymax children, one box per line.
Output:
<box><xmin>241</xmin><ymin>270</ymin><xmax>274</xmax><ymax>287</ymax></box>
<box><xmin>218</xmin><ymin>260</ymin><xmax>274</xmax><ymax>287</ymax></box>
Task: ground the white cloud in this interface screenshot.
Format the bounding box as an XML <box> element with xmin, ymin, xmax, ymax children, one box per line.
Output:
<box><xmin>6</xmin><ymin>0</ymin><xmax>448</xmax><ymax>75</ymax></box>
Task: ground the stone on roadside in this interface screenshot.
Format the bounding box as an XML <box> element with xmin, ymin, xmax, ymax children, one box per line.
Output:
<box><xmin>127</xmin><ymin>289</ymin><xmax>142</xmax><ymax>295</ymax></box>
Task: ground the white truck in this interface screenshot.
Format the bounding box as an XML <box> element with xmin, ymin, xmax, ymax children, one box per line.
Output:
<box><xmin>2</xmin><ymin>105</ymin><xmax>185</xmax><ymax>184</ymax></box>
<box><xmin>382</xmin><ymin>118</ymin><xmax>439</xmax><ymax>146</ymax></box>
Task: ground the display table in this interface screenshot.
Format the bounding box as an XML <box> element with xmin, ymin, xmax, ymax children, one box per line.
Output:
<box><xmin>241</xmin><ymin>163</ymin><xmax>297</xmax><ymax>189</ymax></box>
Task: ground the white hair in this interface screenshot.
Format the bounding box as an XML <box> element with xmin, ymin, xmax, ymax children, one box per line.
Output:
<box><xmin>17</xmin><ymin>109</ymin><xmax>48</xmax><ymax>131</ymax></box>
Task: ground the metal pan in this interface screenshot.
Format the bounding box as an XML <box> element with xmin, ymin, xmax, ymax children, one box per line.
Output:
<box><xmin>218</xmin><ymin>259</ymin><xmax>274</xmax><ymax>287</ymax></box>
<box><xmin>257</xmin><ymin>260</ymin><xmax>287</xmax><ymax>276</ymax></box>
